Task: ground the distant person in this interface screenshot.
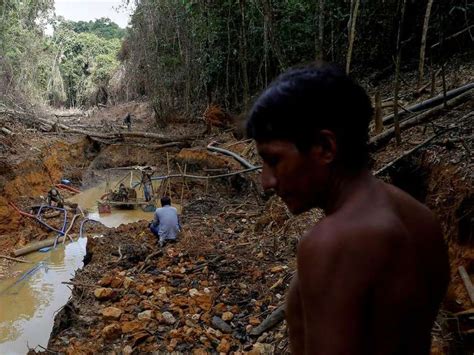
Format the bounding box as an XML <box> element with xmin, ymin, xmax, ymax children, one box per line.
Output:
<box><xmin>246</xmin><ymin>63</ymin><xmax>450</xmax><ymax>354</ymax></box>
<box><xmin>149</xmin><ymin>196</ymin><xmax>181</xmax><ymax>247</ymax></box>
<box><xmin>141</xmin><ymin>168</ymin><xmax>154</xmax><ymax>202</ymax></box>
<box><xmin>123</xmin><ymin>113</ymin><xmax>132</xmax><ymax>131</ymax></box>
<box><xmin>117</xmin><ymin>183</ymin><xmax>128</xmax><ymax>201</ymax></box>
<box><xmin>46</xmin><ymin>187</ymin><xmax>64</xmax><ymax>208</ymax></box>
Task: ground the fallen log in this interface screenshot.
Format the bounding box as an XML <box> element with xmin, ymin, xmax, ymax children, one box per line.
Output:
<box><xmin>370</xmin><ymin>89</ymin><xmax>473</xmax><ymax>149</ymax></box>
<box><xmin>382</xmin><ymin>82</ymin><xmax>474</xmax><ymax>125</ymax></box>
<box><xmin>14</xmin><ymin>237</ymin><xmax>66</xmax><ymax>257</ymax></box>
<box><xmin>159</xmin><ymin>166</ymin><xmax>262</xmax><ymax>182</ymax></box>
<box><xmin>36</xmin><ymin>117</ymin><xmax>197</xmax><ymax>143</ymax></box>
<box><xmin>207</xmin><ymin>141</ymin><xmax>257</xmax><ymax>169</ymax></box>
<box><xmin>109</xmin><ymin>141</ymin><xmax>184</xmax><ymax>150</ymax></box>
<box><xmin>54</xmin><ymin>112</ymin><xmax>84</xmax><ymax>118</ymax></box>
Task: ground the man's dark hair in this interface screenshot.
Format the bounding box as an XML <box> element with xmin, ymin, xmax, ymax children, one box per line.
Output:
<box><xmin>161</xmin><ymin>196</ymin><xmax>171</xmax><ymax>206</ymax></box>
<box><xmin>246</xmin><ymin>63</ymin><xmax>373</xmax><ymax>170</ymax></box>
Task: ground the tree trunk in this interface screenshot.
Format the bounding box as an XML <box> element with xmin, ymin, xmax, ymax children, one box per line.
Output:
<box><xmin>317</xmin><ymin>0</ymin><xmax>325</xmax><ymax>60</ymax></box>
<box><xmin>346</xmin><ymin>0</ymin><xmax>360</xmax><ymax>74</ymax></box>
<box><xmin>239</xmin><ymin>0</ymin><xmax>250</xmax><ymax>108</ymax></box>
<box><xmin>261</xmin><ymin>0</ymin><xmax>285</xmax><ymax>70</ymax></box>
<box><xmin>225</xmin><ymin>3</ymin><xmax>232</xmax><ymax>108</ymax></box>
<box><xmin>417</xmin><ymin>0</ymin><xmax>434</xmax><ymax>90</ymax></box>
<box><xmin>262</xmin><ymin>0</ymin><xmax>269</xmax><ymax>86</ymax></box>
<box><xmin>374</xmin><ymin>91</ymin><xmax>383</xmax><ymax>134</ymax></box>
<box><xmin>394</xmin><ymin>0</ymin><xmax>407</xmax><ymax>145</ymax></box>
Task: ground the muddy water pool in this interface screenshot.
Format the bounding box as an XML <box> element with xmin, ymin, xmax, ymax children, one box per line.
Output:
<box><xmin>0</xmin><ymin>238</ymin><xmax>86</xmax><ymax>354</ymax></box>
<box><xmin>68</xmin><ymin>180</ymin><xmax>158</xmax><ymax>227</ymax></box>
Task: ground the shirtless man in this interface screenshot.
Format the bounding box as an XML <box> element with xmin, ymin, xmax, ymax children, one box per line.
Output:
<box><xmin>246</xmin><ymin>64</ymin><xmax>450</xmax><ymax>354</ymax></box>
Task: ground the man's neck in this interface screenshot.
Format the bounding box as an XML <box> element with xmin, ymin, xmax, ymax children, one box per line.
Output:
<box><xmin>323</xmin><ymin>168</ymin><xmax>374</xmax><ymax>215</ymax></box>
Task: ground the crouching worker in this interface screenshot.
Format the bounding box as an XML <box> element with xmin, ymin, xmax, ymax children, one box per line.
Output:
<box><xmin>47</xmin><ymin>187</ymin><xmax>64</xmax><ymax>208</ymax></box>
<box><xmin>149</xmin><ymin>196</ymin><xmax>181</xmax><ymax>247</ymax></box>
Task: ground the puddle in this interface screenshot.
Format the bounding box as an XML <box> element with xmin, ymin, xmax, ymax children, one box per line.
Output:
<box><xmin>0</xmin><ymin>238</ymin><xmax>87</xmax><ymax>354</ymax></box>
<box><xmin>68</xmin><ymin>179</ymin><xmax>180</xmax><ymax>228</ymax></box>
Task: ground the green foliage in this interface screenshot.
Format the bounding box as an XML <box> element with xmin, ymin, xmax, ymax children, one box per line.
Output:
<box><xmin>54</xmin><ymin>28</ymin><xmax>121</xmax><ymax>106</ymax></box>
<box><xmin>0</xmin><ymin>0</ymin><xmax>55</xmax><ymax>105</ymax></box>
<box><xmin>59</xmin><ymin>17</ymin><xmax>126</xmax><ymax>40</ymax></box>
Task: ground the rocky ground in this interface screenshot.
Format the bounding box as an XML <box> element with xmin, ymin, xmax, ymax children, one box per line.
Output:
<box><xmin>1</xmin><ymin>59</ymin><xmax>472</xmax><ymax>354</ymax></box>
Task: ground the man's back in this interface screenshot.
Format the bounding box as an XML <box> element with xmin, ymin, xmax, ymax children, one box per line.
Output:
<box><xmin>154</xmin><ymin>205</ymin><xmax>180</xmax><ymax>239</ymax></box>
<box><xmin>291</xmin><ymin>177</ymin><xmax>450</xmax><ymax>354</ymax></box>
<box><xmin>367</xmin><ymin>182</ymin><xmax>450</xmax><ymax>354</ymax></box>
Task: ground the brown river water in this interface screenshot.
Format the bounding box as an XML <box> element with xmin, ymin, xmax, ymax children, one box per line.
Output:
<box><xmin>0</xmin><ymin>180</ymin><xmax>179</xmax><ymax>354</ymax></box>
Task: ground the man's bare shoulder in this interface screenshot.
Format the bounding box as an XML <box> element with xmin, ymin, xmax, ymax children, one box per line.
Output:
<box><xmin>297</xmin><ymin>202</ymin><xmax>410</xmax><ymax>283</ymax></box>
<box><xmin>300</xmin><ymin>211</ymin><xmax>404</xmax><ymax>254</ymax></box>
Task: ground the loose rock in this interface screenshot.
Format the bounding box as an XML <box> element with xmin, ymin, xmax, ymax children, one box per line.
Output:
<box><xmin>101</xmin><ymin>307</ymin><xmax>123</xmax><ymax>320</ymax></box>
<box><xmin>221</xmin><ymin>311</ymin><xmax>234</xmax><ymax>321</ymax></box>
<box><xmin>162</xmin><ymin>311</ymin><xmax>176</xmax><ymax>325</ymax></box>
<box><xmin>121</xmin><ymin>320</ymin><xmax>144</xmax><ymax>333</ymax></box>
<box><xmin>138</xmin><ymin>310</ymin><xmax>153</xmax><ymax>320</ymax></box>
<box><xmin>212</xmin><ymin>316</ymin><xmax>232</xmax><ymax>333</ymax></box>
<box><xmin>101</xmin><ymin>323</ymin><xmax>121</xmax><ymax>340</ymax></box>
<box><xmin>94</xmin><ymin>287</ymin><xmax>115</xmax><ymax>301</ymax></box>
<box><xmin>217</xmin><ymin>338</ymin><xmax>231</xmax><ymax>353</ymax></box>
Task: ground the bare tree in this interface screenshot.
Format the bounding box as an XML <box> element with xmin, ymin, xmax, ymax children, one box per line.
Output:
<box><xmin>417</xmin><ymin>0</ymin><xmax>434</xmax><ymax>90</ymax></box>
<box><xmin>393</xmin><ymin>0</ymin><xmax>407</xmax><ymax>145</ymax></box>
<box><xmin>316</xmin><ymin>0</ymin><xmax>325</xmax><ymax>60</ymax></box>
<box><xmin>346</xmin><ymin>0</ymin><xmax>360</xmax><ymax>74</ymax></box>
<box><xmin>261</xmin><ymin>0</ymin><xmax>285</xmax><ymax>70</ymax></box>
<box><xmin>239</xmin><ymin>0</ymin><xmax>250</xmax><ymax>107</ymax></box>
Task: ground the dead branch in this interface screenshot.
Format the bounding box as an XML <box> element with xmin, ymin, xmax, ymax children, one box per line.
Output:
<box><xmin>168</xmin><ymin>166</ymin><xmax>261</xmax><ymax>180</ymax></box>
<box><xmin>0</xmin><ymin>254</ymin><xmax>32</xmax><ymax>263</ymax></box>
<box><xmin>207</xmin><ymin>141</ymin><xmax>257</xmax><ymax>169</ymax></box>
<box><xmin>458</xmin><ymin>266</ymin><xmax>474</xmax><ymax>305</ymax></box>
<box><xmin>138</xmin><ymin>250</ymin><xmax>163</xmax><ymax>273</ymax></box>
<box><xmin>374</xmin><ymin>128</ymin><xmax>453</xmax><ymax>176</ymax></box>
<box><xmin>431</xmin><ymin>24</ymin><xmax>474</xmax><ymax>49</ymax></box>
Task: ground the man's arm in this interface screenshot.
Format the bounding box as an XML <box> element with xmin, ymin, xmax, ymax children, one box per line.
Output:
<box><xmin>297</xmin><ymin>225</ymin><xmax>381</xmax><ymax>354</ymax></box>
<box><xmin>151</xmin><ymin>210</ymin><xmax>159</xmax><ymax>227</ymax></box>
<box><xmin>177</xmin><ymin>214</ymin><xmax>182</xmax><ymax>231</ymax></box>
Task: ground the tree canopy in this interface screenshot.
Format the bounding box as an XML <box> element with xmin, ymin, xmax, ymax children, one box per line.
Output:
<box><xmin>120</xmin><ymin>0</ymin><xmax>473</xmax><ymax>119</ymax></box>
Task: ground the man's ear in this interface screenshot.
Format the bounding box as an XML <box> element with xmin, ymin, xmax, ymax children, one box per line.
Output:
<box><xmin>311</xmin><ymin>129</ymin><xmax>337</xmax><ymax>164</ymax></box>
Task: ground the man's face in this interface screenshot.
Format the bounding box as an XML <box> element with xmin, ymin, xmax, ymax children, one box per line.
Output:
<box><xmin>256</xmin><ymin>139</ymin><xmax>332</xmax><ymax>214</ymax></box>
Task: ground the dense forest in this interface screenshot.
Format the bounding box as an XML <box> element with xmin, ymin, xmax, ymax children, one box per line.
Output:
<box><xmin>1</xmin><ymin>0</ymin><xmax>473</xmax><ymax>117</ymax></box>
<box><xmin>0</xmin><ymin>1</ymin><xmax>123</xmax><ymax>108</ymax></box>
